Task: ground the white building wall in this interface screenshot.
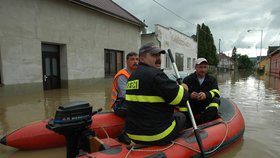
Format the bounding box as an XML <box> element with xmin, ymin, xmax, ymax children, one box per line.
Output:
<box><xmin>155</xmin><ymin>24</ymin><xmax>197</xmax><ymax>75</ymax></box>
<box><xmin>0</xmin><ymin>0</ymin><xmax>141</xmax><ymax>85</ymax></box>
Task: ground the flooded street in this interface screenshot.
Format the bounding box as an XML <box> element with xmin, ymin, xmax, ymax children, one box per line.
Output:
<box><xmin>216</xmin><ymin>71</ymin><xmax>280</xmax><ymax>158</ymax></box>
<box><xmin>1</xmin><ymin>71</ymin><xmax>280</xmax><ymax>158</ymax></box>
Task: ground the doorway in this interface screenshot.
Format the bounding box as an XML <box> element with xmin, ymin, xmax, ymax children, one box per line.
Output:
<box><xmin>42</xmin><ymin>44</ymin><xmax>61</xmax><ymax>90</ymax></box>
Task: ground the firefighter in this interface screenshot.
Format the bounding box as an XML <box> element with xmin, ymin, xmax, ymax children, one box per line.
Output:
<box><xmin>124</xmin><ymin>42</ymin><xmax>190</xmax><ymax>145</ymax></box>
<box><xmin>183</xmin><ymin>58</ymin><xmax>220</xmax><ymax>123</ymax></box>
<box><xmin>110</xmin><ymin>52</ymin><xmax>138</xmax><ymax>117</ymax></box>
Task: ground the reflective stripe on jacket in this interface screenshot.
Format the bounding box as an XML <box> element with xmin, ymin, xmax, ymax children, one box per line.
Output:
<box><xmin>110</xmin><ymin>69</ymin><xmax>130</xmax><ymax>107</ymax></box>
<box><xmin>125</xmin><ymin>63</ymin><xmax>188</xmax><ymax>142</ymax></box>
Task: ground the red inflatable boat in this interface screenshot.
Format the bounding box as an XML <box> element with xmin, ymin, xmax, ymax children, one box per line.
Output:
<box><xmin>1</xmin><ymin>98</ymin><xmax>244</xmax><ymax>157</ymax></box>
<box><xmin>0</xmin><ymin>112</ymin><xmax>124</xmax><ymax>150</ymax></box>
<box><xmin>78</xmin><ymin>98</ymin><xmax>245</xmax><ymax>158</ymax></box>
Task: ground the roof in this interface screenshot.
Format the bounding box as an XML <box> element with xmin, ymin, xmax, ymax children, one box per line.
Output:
<box><xmin>68</xmin><ymin>0</ymin><xmax>146</xmax><ymax>27</ymax></box>
<box><xmin>267</xmin><ymin>46</ymin><xmax>280</xmax><ymax>55</ymax></box>
<box><xmin>217</xmin><ymin>53</ymin><xmax>234</xmax><ymax>62</ymax></box>
<box><xmin>269</xmin><ymin>47</ymin><xmax>280</xmax><ymax>56</ymax></box>
<box><xmin>141</xmin><ymin>32</ymin><xmax>156</xmax><ymax>36</ymax></box>
<box><xmin>155</xmin><ymin>24</ymin><xmax>193</xmax><ymax>38</ymax></box>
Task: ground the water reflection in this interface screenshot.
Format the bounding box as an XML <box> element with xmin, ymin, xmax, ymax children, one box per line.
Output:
<box><xmin>0</xmin><ymin>72</ymin><xmax>280</xmax><ymax>158</ymax></box>
<box><xmin>216</xmin><ymin>71</ymin><xmax>280</xmax><ymax>158</ymax></box>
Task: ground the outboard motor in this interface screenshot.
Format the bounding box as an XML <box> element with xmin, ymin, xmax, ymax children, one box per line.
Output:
<box><xmin>46</xmin><ymin>101</ymin><xmax>97</xmax><ymax>158</ymax></box>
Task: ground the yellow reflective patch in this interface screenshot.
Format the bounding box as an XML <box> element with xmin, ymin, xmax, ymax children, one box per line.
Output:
<box><xmin>126</xmin><ymin>80</ymin><xmax>139</xmax><ymax>90</ymax></box>
<box><xmin>169</xmin><ymin>85</ymin><xmax>184</xmax><ymax>105</ymax></box>
<box><xmin>210</xmin><ymin>91</ymin><xmax>215</xmax><ymax>98</ymax></box>
<box><xmin>179</xmin><ymin>107</ymin><xmax>188</xmax><ymax>112</ymax></box>
<box><xmin>210</xmin><ymin>89</ymin><xmax>220</xmax><ymax>96</ymax></box>
<box><xmin>126</xmin><ymin>94</ymin><xmax>165</xmax><ymax>103</ymax></box>
<box><xmin>206</xmin><ymin>102</ymin><xmax>219</xmax><ymax>110</ymax></box>
<box><xmin>127</xmin><ymin>120</ymin><xmax>176</xmax><ymax>141</ymax></box>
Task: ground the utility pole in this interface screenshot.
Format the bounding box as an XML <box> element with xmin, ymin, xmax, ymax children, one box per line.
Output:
<box><xmin>218</xmin><ymin>39</ymin><xmax>221</xmax><ymax>54</ymax></box>
<box><xmin>196</xmin><ymin>24</ymin><xmax>199</xmax><ymax>58</ymax></box>
<box><xmin>247</xmin><ymin>29</ymin><xmax>263</xmax><ymax>62</ymax></box>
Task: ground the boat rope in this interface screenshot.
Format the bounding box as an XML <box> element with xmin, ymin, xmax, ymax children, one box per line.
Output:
<box><xmin>124</xmin><ymin>120</ymin><xmax>229</xmax><ymax>157</ymax></box>
<box><xmin>173</xmin><ymin>121</ymin><xmax>229</xmax><ymax>155</ymax></box>
<box><xmin>203</xmin><ymin>101</ymin><xmax>239</xmax><ymax>154</ymax></box>
<box><xmin>205</xmin><ymin>121</ymin><xmax>229</xmax><ymax>154</ymax></box>
<box><xmin>124</xmin><ymin>142</ymin><xmax>175</xmax><ymax>158</ymax></box>
<box><xmin>95</xmin><ymin>104</ymin><xmax>236</xmax><ymax>157</ymax></box>
<box><xmin>100</xmin><ymin>126</ymin><xmax>110</xmax><ymax>138</ymax></box>
<box><xmin>94</xmin><ymin>121</ymin><xmax>110</xmax><ymax>139</ymax></box>
<box><xmin>225</xmin><ymin>103</ymin><xmax>238</xmax><ymax>123</ymax></box>
<box><xmin>206</xmin><ymin>100</ymin><xmax>239</xmax><ymax>154</ymax></box>
<box><xmin>173</xmin><ymin>100</ymin><xmax>239</xmax><ymax>155</ymax></box>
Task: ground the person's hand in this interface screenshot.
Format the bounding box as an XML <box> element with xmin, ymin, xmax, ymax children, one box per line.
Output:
<box><xmin>197</xmin><ymin>92</ymin><xmax>206</xmax><ymax>101</ymax></box>
<box><xmin>180</xmin><ymin>83</ymin><xmax>189</xmax><ymax>91</ymax></box>
<box><xmin>191</xmin><ymin>92</ymin><xmax>199</xmax><ymax>100</ymax></box>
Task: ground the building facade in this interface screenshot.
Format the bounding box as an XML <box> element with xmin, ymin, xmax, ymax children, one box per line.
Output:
<box><xmin>269</xmin><ymin>47</ymin><xmax>280</xmax><ymax>77</ymax></box>
<box><xmin>217</xmin><ymin>53</ymin><xmax>234</xmax><ymax>72</ymax></box>
<box><xmin>141</xmin><ymin>24</ymin><xmax>197</xmax><ymax>75</ymax></box>
<box><xmin>0</xmin><ymin>0</ymin><xmax>145</xmax><ymax>89</ymax></box>
<box><xmin>264</xmin><ymin>57</ymin><xmax>271</xmax><ymax>75</ymax></box>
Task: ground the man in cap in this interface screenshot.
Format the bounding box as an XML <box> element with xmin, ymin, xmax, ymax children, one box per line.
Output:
<box><xmin>183</xmin><ymin>58</ymin><xmax>220</xmax><ymax>124</ymax></box>
<box><xmin>110</xmin><ymin>52</ymin><xmax>138</xmax><ymax>117</ymax></box>
<box><xmin>124</xmin><ymin>42</ymin><xmax>190</xmax><ymax>145</ymax></box>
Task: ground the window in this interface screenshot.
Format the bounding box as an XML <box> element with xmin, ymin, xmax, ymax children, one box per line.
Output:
<box><xmin>0</xmin><ymin>49</ymin><xmax>2</xmax><ymax>85</ymax></box>
<box><xmin>165</xmin><ymin>54</ymin><xmax>171</xmax><ymax>69</ymax></box>
<box><xmin>0</xmin><ymin>55</ymin><xmax>2</xmax><ymax>85</ymax></box>
<box><xmin>175</xmin><ymin>53</ymin><xmax>184</xmax><ymax>71</ymax></box>
<box><xmin>193</xmin><ymin>58</ymin><xmax>196</xmax><ymax>69</ymax></box>
<box><xmin>0</xmin><ymin>67</ymin><xmax>2</xmax><ymax>85</ymax></box>
<box><xmin>104</xmin><ymin>49</ymin><xmax>124</xmax><ymax>76</ymax></box>
<box><xmin>187</xmin><ymin>57</ymin><xmax>191</xmax><ymax>69</ymax></box>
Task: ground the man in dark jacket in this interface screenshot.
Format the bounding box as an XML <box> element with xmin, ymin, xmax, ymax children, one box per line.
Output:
<box><xmin>183</xmin><ymin>58</ymin><xmax>220</xmax><ymax>123</ymax></box>
<box><xmin>124</xmin><ymin>42</ymin><xmax>190</xmax><ymax>146</ymax></box>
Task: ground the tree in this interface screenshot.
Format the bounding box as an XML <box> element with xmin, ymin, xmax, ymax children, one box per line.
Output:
<box><xmin>231</xmin><ymin>46</ymin><xmax>237</xmax><ymax>60</ymax></box>
<box><xmin>229</xmin><ymin>47</ymin><xmax>253</xmax><ymax>69</ymax></box>
<box><xmin>197</xmin><ymin>23</ymin><xmax>218</xmax><ymax>66</ymax></box>
<box><xmin>231</xmin><ymin>46</ymin><xmax>238</xmax><ymax>69</ymax></box>
<box><xmin>237</xmin><ymin>55</ymin><xmax>254</xmax><ymax>69</ymax></box>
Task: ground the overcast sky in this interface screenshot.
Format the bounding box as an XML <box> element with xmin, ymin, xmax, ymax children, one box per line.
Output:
<box><xmin>114</xmin><ymin>0</ymin><xmax>280</xmax><ymax>57</ymax></box>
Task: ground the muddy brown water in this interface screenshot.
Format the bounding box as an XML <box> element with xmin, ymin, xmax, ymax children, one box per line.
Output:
<box><xmin>0</xmin><ymin>71</ymin><xmax>280</xmax><ymax>158</ymax></box>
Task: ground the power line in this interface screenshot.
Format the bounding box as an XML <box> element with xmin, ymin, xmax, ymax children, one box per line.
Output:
<box><xmin>269</xmin><ymin>32</ymin><xmax>280</xmax><ymax>46</ymax></box>
<box><xmin>152</xmin><ymin>0</ymin><xmax>196</xmax><ymax>27</ymax></box>
<box><xmin>152</xmin><ymin>0</ymin><xmax>222</xmax><ymax>53</ymax></box>
<box><xmin>152</xmin><ymin>0</ymin><xmax>214</xmax><ymax>38</ymax></box>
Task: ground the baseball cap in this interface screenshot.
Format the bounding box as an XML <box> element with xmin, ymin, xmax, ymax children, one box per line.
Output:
<box><xmin>139</xmin><ymin>42</ymin><xmax>166</xmax><ymax>55</ymax></box>
<box><xmin>195</xmin><ymin>58</ymin><xmax>208</xmax><ymax>65</ymax></box>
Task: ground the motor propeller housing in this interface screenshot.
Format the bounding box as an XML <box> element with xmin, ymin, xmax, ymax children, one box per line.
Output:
<box><xmin>46</xmin><ymin>101</ymin><xmax>94</xmax><ymax>158</ymax></box>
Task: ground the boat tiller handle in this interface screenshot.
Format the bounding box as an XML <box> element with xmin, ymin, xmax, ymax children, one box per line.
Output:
<box><xmin>168</xmin><ymin>49</ymin><xmax>206</xmax><ymax>158</ymax></box>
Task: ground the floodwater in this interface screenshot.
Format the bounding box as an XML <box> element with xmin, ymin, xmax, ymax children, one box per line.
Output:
<box><xmin>0</xmin><ymin>71</ymin><xmax>280</xmax><ymax>158</ymax></box>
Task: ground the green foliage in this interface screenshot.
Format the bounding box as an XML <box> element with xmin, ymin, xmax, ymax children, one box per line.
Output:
<box><xmin>197</xmin><ymin>23</ymin><xmax>218</xmax><ymax>66</ymax></box>
<box><xmin>237</xmin><ymin>55</ymin><xmax>254</xmax><ymax>69</ymax></box>
<box><xmin>231</xmin><ymin>46</ymin><xmax>237</xmax><ymax>61</ymax></box>
<box><xmin>207</xmin><ymin>69</ymin><xmax>214</xmax><ymax>74</ymax></box>
<box><xmin>230</xmin><ymin>47</ymin><xmax>253</xmax><ymax>69</ymax></box>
